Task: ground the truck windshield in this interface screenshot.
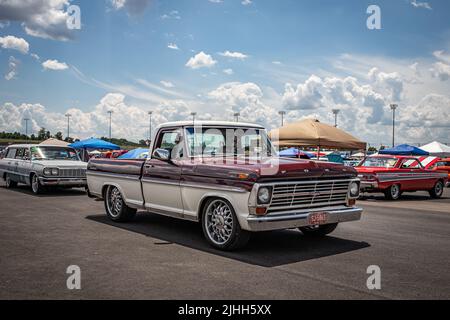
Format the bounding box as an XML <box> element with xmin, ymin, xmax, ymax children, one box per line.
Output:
<box><xmin>360</xmin><ymin>157</ymin><xmax>398</xmax><ymax>168</ymax></box>
<box><xmin>30</xmin><ymin>146</ymin><xmax>80</xmax><ymax>161</ymax></box>
<box><xmin>185</xmin><ymin>127</ymin><xmax>274</xmax><ymax>157</ymax></box>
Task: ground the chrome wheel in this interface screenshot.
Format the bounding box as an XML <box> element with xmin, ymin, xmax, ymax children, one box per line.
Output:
<box><xmin>32</xmin><ymin>175</ymin><xmax>40</xmax><ymax>193</ymax></box>
<box><xmin>107</xmin><ymin>186</ymin><xmax>123</xmax><ymax>218</ymax></box>
<box><xmin>204</xmin><ymin>200</ymin><xmax>234</xmax><ymax>245</ymax></box>
<box><xmin>435</xmin><ymin>181</ymin><xmax>443</xmax><ymax>197</ymax></box>
<box><xmin>391</xmin><ymin>184</ymin><xmax>400</xmax><ymax>199</ymax></box>
<box><xmin>5</xmin><ymin>175</ymin><xmax>12</xmax><ymax>187</ymax></box>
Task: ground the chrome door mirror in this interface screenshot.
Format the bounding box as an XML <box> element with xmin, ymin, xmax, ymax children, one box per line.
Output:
<box><xmin>152</xmin><ymin>148</ymin><xmax>171</xmax><ymax>162</ymax></box>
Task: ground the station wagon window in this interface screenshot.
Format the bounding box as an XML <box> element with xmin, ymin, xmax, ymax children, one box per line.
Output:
<box><xmin>400</xmin><ymin>159</ymin><xmax>423</xmax><ymax>169</ymax></box>
<box><xmin>15</xmin><ymin>148</ymin><xmax>25</xmax><ymax>159</ymax></box>
<box><xmin>6</xmin><ymin>148</ymin><xmax>16</xmax><ymax>159</ymax></box>
<box><xmin>360</xmin><ymin>157</ymin><xmax>398</xmax><ymax>168</ymax></box>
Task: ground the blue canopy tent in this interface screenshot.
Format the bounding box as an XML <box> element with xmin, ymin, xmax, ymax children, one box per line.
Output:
<box><xmin>279</xmin><ymin>147</ymin><xmax>313</xmax><ymax>159</ymax></box>
<box><xmin>69</xmin><ymin>138</ymin><xmax>120</xmax><ymax>150</ymax></box>
<box><xmin>69</xmin><ymin>138</ymin><xmax>120</xmax><ymax>162</ymax></box>
<box><xmin>379</xmin><ymin>144</ymin><xmax>429</xmax><ymax>156</ymax></box>
<box><xmin>118</xmin><ymin>148</ymin><xmax>149</xmax><ymax>159</ymax></box>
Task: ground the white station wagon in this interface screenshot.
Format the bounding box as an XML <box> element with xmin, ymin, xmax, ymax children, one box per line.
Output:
<box><xmin>0</xmin><ymin>144</ymin><xmax>87</xmax><ymax>194</ymax></box>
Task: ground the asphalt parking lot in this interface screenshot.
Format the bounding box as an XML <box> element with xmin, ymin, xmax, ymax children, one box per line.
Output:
<box><xmin>1</xmin><ymin>182</ymin><xmax>449</xmax><ymax>300</ymax></box>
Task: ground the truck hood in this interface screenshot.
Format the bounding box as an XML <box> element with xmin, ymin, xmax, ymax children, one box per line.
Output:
<box><xmin>185</xmin><ymin>156</ymin><xmax>357</xmax><ymax>182</ymax></box>
<box><xmin>32</xmin><ymin>160</ymin><xmax>87</xmax><ymax>168</ymax></box>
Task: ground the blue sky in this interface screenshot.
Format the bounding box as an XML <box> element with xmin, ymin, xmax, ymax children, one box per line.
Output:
<box><xmin>0</xmin><ymin>0</ymin><xmax>449</xmax><ymax>145</ymax></box>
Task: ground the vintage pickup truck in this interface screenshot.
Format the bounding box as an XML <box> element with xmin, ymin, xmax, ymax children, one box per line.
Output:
<box><xmin>0</xmin><ymin>144</ymin><xmax>87</xmax><ymax>194</ymax></box>
<box><xmin>356</xmin><ymin>155</ymin><xmax>448</xmax><ymax>200</ymax></box>
<box><xmin>86</xmin><ymin>121</ymin><xmax>362</xmax><ymax>250</ymax></box>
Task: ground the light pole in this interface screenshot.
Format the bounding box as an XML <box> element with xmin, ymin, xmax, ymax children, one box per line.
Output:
<box><xmin>24</xmin><ymin>118</ymin><xmax>30</xmax><ymax>138</ymax></box>
<box><xmin>107</xmin><ymin>110</ymin><xmax>113</xmax><ymax>140</ymax></box>
<box><xmin>65</xmin><ymin>113</ymin><xmax>71</xmax><ymax>140</ymax></box>
<box><xmin>390</xmin><ymin>104</ymin><xmax>398</xmax><ymax>147</ymax></box>
<box><xmin>148</xmin><ymin>111</ymin><xmax>153</xmax><ymax>141</ymax></box>
<box><xmin>278</xmin><ymin>111</ymin><xmax>286</xmax><ymax>127</ymax></box>
<box><xmin>332</xmin><ymin>109</ymin><xmax>340</xmax><ymax>127</ymax></box>
<box><xmin>234</xmin><ymin>112</ymin><xmax>240</xmax><ymax>122</ymax></box>
<box><xmin>190</xmin><ymin>112</ymin><xmax>197</xmax><ymax>123</ymax></box>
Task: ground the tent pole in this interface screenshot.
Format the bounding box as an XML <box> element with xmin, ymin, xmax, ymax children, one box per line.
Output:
<box><xmin>317</xmin><ymin>145</ymin><xmax>320</xmax><ymax>160</ymax></box>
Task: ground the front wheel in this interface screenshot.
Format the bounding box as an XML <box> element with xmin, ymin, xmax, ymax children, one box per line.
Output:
<box><xmin>384</xmin><ymin>184</ymin><xmax>401</xmax><ymax>200</ymax></box>
<box><xmin>104</xmin><ymin>185</ymin><xmax>136</xmax><ymax>222</ymax></box>
<box><xmin>5</xmin><ymin>174</ymin><xmax>18</xmax><ymax>188</ymax></box>
<box><xmin>299</xmin><ymin>223</ymin><xmax>338</xmax><ymax>237</ymax></box>
<box><xmin>31</xmin><ymin>174</ymin><xmax>44</xmax><ymax>194</ymax></box>
<box><xmin>201</xmin><ymin>198</ymin><xmax>250</xmax><ymax>251</ymax></box>
<box><xmin>429</xmin><ymin>180</ymin><xmax>444</xmax><ymax>199</ymax></box>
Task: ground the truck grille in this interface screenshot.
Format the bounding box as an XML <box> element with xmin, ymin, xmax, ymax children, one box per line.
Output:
<box><xmin>58</xmin><ymin>168</ymin><xmax>86</xmax><ymax>178</ymax></box>
<box><xmin>268</xmin><ymin>179</ymin><xmax>351</xmax><ymax>213</ymax></box>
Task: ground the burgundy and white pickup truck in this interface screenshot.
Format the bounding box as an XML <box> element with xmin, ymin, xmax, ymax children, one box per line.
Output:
<box><xmin>86</xmin><ymin>121</ymin><xmax>362</xmax><ymax>250</ymax></box>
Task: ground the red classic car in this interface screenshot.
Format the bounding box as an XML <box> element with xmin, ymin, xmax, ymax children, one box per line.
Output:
<box><xmin>428</xmin><ymin>158</ymin><xmax>450</xmax><ymax>186</ymax></box>
<box><xmin>356</xmin><ymin>155</ymin><xmax>448</xmax><ymax>200</ymax></box>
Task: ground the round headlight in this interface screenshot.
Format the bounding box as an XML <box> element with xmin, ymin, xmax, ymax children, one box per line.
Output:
<box><xmin>43</xmin><ymin>168</ymin><xmax>52</xmax><ymax>176</ymax></box>
<box><xmin>51</xmin><ymin>168</ymin><xmax>59</xmax><ymax>176</ymax></box>
<box><xmin>349</xmin><ymin>181</ymin><xmax>360</xmax><ymax>197</ymax></box>
<box><xmin>257</xmin><ymin>187</ymin><xmax>272</xmax><ymax>204</ymax></box>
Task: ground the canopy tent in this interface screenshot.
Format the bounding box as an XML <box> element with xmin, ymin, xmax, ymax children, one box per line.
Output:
<box><xmin>39</xmin><ymin>138</ymin><xmax>69</xmax><ymax>147</ymax></box>
<box><xmin>118</xmin><ymin>148</ymin><xmax>149</xmax><ymax>159</ymax></box>
<box><xmin>270</xmin><ymin>119</ymin><xmax>366</xmax><ymax>151</ymax></box>
<box><xmin>278</xmin><ymin>147</ymin><xmax>313</xmax><ymax>159</ymax></box>
<box><xmin>69</xmin><ymin>138</ymin><xmax>120</xmax><ymax>150</ymax></box>
<box><xmin>379</xmin><ymin>144</ymin><xmax>429</xmax><ymax>156</ymax></box>
<box><xmin>420</xmin><ymin>141</ymin><xmax>450</xmax><ymax>158</ymax></box>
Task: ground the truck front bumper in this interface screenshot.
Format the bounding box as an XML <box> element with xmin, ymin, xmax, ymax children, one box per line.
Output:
<box><xmin>246</xmin><ymin>206</ymin><xmax>363</xmax><ymax>232</ymax></box>
<box><xmin>39</xmin><ymin>177</ymin><xmax>87</xmax><ymax>187</ymax></box>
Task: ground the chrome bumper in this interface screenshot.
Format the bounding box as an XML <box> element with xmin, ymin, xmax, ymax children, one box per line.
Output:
<box><xmin>246</xmin><ymin>206</ymin><xmax>363</xmax><ymax>232</ymax></box>
<box><xmin>360</xmin><ymin>181</ymin><xmax>378</xmax><ymax>191</ymax></box>
<box><xmin>39</xmin><ymin>177</ymin><xmax>87</xmax><ymax>187</ymax></box>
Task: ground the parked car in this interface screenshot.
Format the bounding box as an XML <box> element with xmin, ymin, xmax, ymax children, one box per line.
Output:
<box><xmin>86</xmin><ymin>121</ymin><xmax>362</xmax><ymax>250</ymax></box>
<box><xmin>0</xmin><ymin>144</ymin><xmax>88</xmax><ymax>194</ymax></box>
<box><xmin>356</xmin><ymin>155</ymin><xmax>448</xmax><ymax>200</ymax></box>
<box><xmin>428</xmin><ymin>158</ymin><xmax>450</xmax><ymax>187</ymax></box>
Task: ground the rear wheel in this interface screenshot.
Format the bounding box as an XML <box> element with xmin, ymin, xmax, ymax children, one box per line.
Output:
<box><xmin>201</xmin><ymin>198</ymin><xmax>250</xmax><ymax>251</ymax></box>
<box><xmin>429</xmin><ymin>180</ymin><xmax>444</xmax><ymax>199</ymax></box>
<box><xmin>299</xmin><ymin>223</ymin><xmax>338</xmax><ymax>237</ymax></box>
<box><xmin>5</xmin><ymin>174</ymin><xmax>18</xmax><ymax>188</ymax></box>
<box><xmin>384</xmin><ymin>184</ymin><xmax>401</xmax><ymax>200</ymax></box>
<box><xmin>104</xmin><ymin>185</ymin><xmax>136</xmax><ymax>222</ymax></box>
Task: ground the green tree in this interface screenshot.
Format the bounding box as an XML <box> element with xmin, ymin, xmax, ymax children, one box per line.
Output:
<box><xmin>54</xmin><ymin>131</ymin><xmax>63</xmax><ymax>140</ymax></box>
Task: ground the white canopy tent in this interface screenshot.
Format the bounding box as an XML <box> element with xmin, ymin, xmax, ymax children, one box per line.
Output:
<box><xmin>421</xmin><ymin>141</ymin><xmax>450</xmax><ymax>158</ymax></box>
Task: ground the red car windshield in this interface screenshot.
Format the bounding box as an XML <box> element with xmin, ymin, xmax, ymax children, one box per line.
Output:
<box><xmin>360</xmin><ymin>157</ymin><xmax>398</xmax><ymax>168</ymax></box>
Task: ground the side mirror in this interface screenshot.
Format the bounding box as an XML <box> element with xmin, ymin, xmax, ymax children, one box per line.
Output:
<box><xmin>152</xmin><ymin>148</ymin><xmax>171</xmax><ymax>162</ymax></box>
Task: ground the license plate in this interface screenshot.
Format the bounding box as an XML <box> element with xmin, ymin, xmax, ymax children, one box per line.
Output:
<box><xmin>308</xmin><ymin>212</ymin><xmax>328</xmax><ymax>225</ymax></box>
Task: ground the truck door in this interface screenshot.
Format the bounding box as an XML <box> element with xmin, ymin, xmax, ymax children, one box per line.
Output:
<box><xmin>141</xmin><ymin>128</ymin><xmax>184</xmax><ymax>216</ymax></box>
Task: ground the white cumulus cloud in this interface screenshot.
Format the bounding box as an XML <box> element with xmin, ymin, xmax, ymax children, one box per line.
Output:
<box><xmin>167</xmin><ymin>43</ymin><xmax>179</xmax><ymax>50</ymax></box>
<box><xmin>430</xmin><ymin>62</ymin><xmax>450</xmax><ymax>81</ymax></box>
<box><xmin>186</xmin><ymin>51</ymin><xmax>217</xmax><ymax>69</ymax></box>
<box><xmin>5</xmin><ymin>56</ymin><xmax>20</xmax><ymax>80</ymax></box>
<box><xmin>0</xmin><ymin>35</ymin><xmax>29</xmax><ymax>54</ymax></box>
<box><xmin>42</xmin><ymin>59</ymin><xmax>68</xmax><ymax>71</ymax></box>
<box><xmin>0</xmin><ymin>0</ymin><xmax>76</xmax><ymax>41</ymax></box>
<box><xmin>219</xmin><ymin>50</ymin><xmax>248</xmax><ymax>60</ymax></box>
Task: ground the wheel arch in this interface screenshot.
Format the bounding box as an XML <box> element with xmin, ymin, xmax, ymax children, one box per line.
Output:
<box><xmin>197</xmin><ymin>193</ymin><xmax>236</xmax><ymax>224</ymax></box>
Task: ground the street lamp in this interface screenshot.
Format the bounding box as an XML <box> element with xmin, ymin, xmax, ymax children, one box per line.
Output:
<box><xmin>148</xmin><ymin>111</ymin><xmax>153</xmax><ymax>141</ymax></box>
<box><xmin>278</xmin><ymin>110</ymin><xmax>286</xmax><ymax>126</ymax></box>
<box><xmin>390</xmin><ymin>104</ymin><xmax>398</xmax><ymax>147</ymax></box>
<box><xmin>234</xmin><ymin>112</ymin><xmax>240</xmax><ymax>122</ymax></box>
<box><xmin>23</xmin><ymin>118</ymin><xmax>30</xmax><ymax>138</ymax></box>
<box><xmin>65</xmin><ymin>113</ymin><xmax>71</xmax><ymax>140</ymax></box>
<box><xmin>107</xmin><ymin>110</ymin><xmax>113</xmax><ymax>140</ymax></box>
<box><xmin>190</xmin><ymin>112</ymin><xmax>197</xmax><ymax>123</ymax></box>
<box><xmin>332</xmin><ymin>109</ymin><xmax>340</xmax><ymax>127</ymax></box>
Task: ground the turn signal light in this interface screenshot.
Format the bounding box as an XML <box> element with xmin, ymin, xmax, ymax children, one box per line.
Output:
<box><xmin>255</xmin><ymin>207</ymin><xmax>267</xmax><ymax>215</ymax></box>
<box><xmin>347</xmin><ymin>198</ymin><xmax>356</xmax><ymax>206</ymax></box>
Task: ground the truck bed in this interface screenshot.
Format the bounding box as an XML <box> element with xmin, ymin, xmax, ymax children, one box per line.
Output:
<box><xmin>87</xmin><ymin>158</ymin><xmax>146</xmax><ymax>176</ymax></box>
